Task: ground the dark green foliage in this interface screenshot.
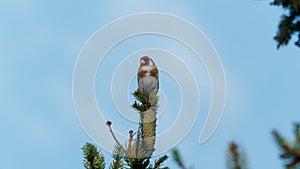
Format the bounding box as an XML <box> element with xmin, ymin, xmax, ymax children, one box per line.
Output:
<box><xmin>110</xmin><ymin>145</ymin><xmax>124</xmax><ymax>169</ymax></box>
<box><xmin>132</xmin><ymin>89</ymin><xmax>159</xmax><ymax>112</ymax></box>
<box><xmin>82</xmin><ymin>141</ymin><xmax>167</xmax><ymax>169</ymax></box>
<box><xmin>132</xmin><ymin>101</ymin><xmax>147</xmax><ymax>112</ymax></box>
<box><xmin>121</xmin><ymin>155</ymin><xmax>169</xmax><ymax>169</ymax></box>
<box><xmin>124</xmin><ymin>156</ymin><xmax>150</xmax><ymax>169</ymax></box>
<box><xmin>273</xmin><ymin>123</ymin><xmax>300</xmax><ymax>168</ymax></box>
<box><xmin>152</xmin><ymin>155</ymin><xmax>169</xmax><ymax>169</ymax></box>
<box><xmin>132</xmin><ymin>90</ymin><xmax>148</xmax><ymax>112</ymax></box>
<box><xmin>226</xmin><ymin>142</ymin><xmax>248</xmax><ymax>169</ymax></box>
<box><xmin>172</xmin><ymin>149</ymin><xmax>187</xmax><ymax>169</ymax></box>
<box><xmin>271</xmin><ymin>0</ymin><xmax>300</xmax><ymax>48</ymax></box>
<box><xmin>82</xmin><ymin>142</ymin><xmax>105</xmax><ymax>169</ymax></box>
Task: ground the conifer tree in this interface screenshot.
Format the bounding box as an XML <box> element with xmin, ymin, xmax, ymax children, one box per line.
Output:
<box><xmin>226</xmin><ymin>142</ymin><xmax>248</xmax><ymax>169</ymax></box>
<box><xmin>82</xmin><ymin>142</ymin><xmax>106</xmax><ymax>169</ymax></box>
<box><xmin>172</xmin><ymin>149</ymin><xmax>188</xmax><ymax>169</ymax></box>
<box><xmin>273</xmin><ymin>123</ymin><xmax>300</xmax><ymax>168</ymax></box>
<box><xmin>82</xmin><ymin>88</ymin><xmax>169</xmax><ymax>169</ymax></box>
<box><xmin>271</xmin><ymin>0</ymin><xmax>300</xmax><ymax>48</ymax></box>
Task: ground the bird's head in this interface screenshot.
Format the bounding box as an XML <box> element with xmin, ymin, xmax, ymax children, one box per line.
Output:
<box><xmin>140</xmin><ymin>56</ymin><xmax>155</xmax><ymax>66</ymax></box>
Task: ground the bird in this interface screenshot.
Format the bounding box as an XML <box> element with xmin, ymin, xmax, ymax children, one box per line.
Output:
<box><xmin>137</xmin><ymin>56</ymin><xmax>159</xmax><ymax>106</ymax></box>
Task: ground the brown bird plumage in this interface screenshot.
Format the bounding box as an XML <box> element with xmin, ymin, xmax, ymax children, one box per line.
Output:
<box><xmin>137</xmin><ymin>56</ymin><xmax>159</xmax><ymax>103</ymax></box>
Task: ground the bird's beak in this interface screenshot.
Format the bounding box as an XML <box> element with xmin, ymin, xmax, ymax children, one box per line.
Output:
<box><xmin>140</xmin><ymin>59</ymin><xmax>145</xmax><ymax>64</ymax></box>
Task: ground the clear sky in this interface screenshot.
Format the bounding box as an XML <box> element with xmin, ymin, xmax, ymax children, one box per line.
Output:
<box><xmin>1</xmin><ymin>1</ymin><xmax>300</xmax><ymax>169</ymax></box>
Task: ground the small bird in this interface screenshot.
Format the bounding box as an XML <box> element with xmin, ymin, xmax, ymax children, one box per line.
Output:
<box><xmin>138</xmin><ymin>56</ymin><xmax>159</xmax><ymax>106</ymax></box>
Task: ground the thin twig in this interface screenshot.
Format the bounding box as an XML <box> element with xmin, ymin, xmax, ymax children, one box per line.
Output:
<box><xmin>106</xmin><ymin>121</ymin><xmax>129</xmax><ymax>157</ymax></box>
<box><xmin>128</xmin><ymin>130</ymin><xmax>133</xmax><ymax>150</ymax></box>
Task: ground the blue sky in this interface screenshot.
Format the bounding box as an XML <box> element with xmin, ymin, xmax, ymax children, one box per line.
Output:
<box><xmin>1</xmin><ymin>1</ymin><xmax>300</xmax><ymax>169</ymax></box>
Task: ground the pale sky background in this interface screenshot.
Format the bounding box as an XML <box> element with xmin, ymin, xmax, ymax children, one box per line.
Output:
<box><xmin>1</xmin><ymin>1</ymin><xmax>300</xmax><ymax>169</ymax></box>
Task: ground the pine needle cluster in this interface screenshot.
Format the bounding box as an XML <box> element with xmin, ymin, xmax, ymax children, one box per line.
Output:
<box><xmin>226</xmin><ymin>142</ymin><xmax>248</xmax><ymax>169</ymax></box>
<box><xmin>273</xmin><ymin>123</ymin><xmax>300</xmax><ymax>168</ymax></box>
<box><xmin>82</xmin><ymin>142</ymin><xmax>105</xmax><ymax>169</ymax></box>
<box><xmin>172</xmin><ymin>149</ymin><xmax>188</xmax><ymax>169</ymax></box>
<box><xmin>271</xmin><ymin>0</ymin><xmax>300</xmax><ymax>48</ymax></box>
